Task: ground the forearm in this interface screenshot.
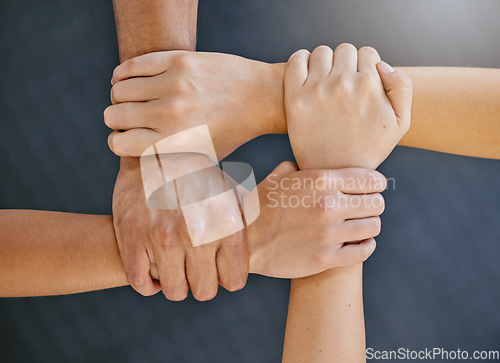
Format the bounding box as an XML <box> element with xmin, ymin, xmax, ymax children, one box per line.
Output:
<box><xmin>112</xmin><ymin>0</ymin><xmax>198</xmax><ymax>61</ymax></box>
<box><xmin>0</xmin><ymin>210</ymin><xmax>127</xmax><ymax>297</ymax></box>
<box><xmin>283</xmin><ymin>265</ymin><xmax>365</xmax><ymax>363</ymax></box>
<box><xmin>113</xmin><ymin>0</ymin><xmax>199</xmax><ymax>200</ymax></box>
<box><xmin>396</xmin><ymin>67</ymin><xmax>500</xmax><ymax>159</ymax></box>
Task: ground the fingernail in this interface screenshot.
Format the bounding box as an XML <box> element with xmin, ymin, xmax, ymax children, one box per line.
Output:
<box><xmin>110</xmin><ymin>76</ymin><xmax>115</xmax><ymax>85</ymax></box>
<box><xmin>378</xmin><ymin>61</ymin><xmax>395</xmax><ymax>73</ymax></box>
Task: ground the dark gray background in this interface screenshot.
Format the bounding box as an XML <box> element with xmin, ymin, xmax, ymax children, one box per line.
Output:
<box><xmin>1</xmin><ymin>0</ymin><xmax>499</xmax><ymax>362</ymax></box>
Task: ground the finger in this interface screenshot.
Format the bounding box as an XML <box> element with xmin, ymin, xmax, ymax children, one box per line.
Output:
<box><xmin>377</xmin><ymin>61</ymin><xmax>413</xmax><ymax>129</ymax></box>
<box><xmin>113</xmin><ymin>221</ymin><xmax>161</xmax><ymax>296</ymax></box>
<box><xmin>108</xmin><ymin>129</ymin><xmax>162</xmax><ymax>157</ymax></box>
<box><xmin>284</xmin><ymin>49</ymin><xmax>311</xmax><ymax>91</ymax></box>
<box><xmin>338</xmin><ymin>216</ymin><xmax>382</xmax><ymax>242</ymax></box>
<box><xmin>260</xmin><ymin>161</ymin><xmax>299</xmax><ymax>191</ymax></box>
<box><xmin>110</xmin><ymin>77</ymin><xmax>160</xmax><ymax>104</ymax></box>
<box><xmin>185</xmin><ymin>243</ymin><xmax>219</xmax><ymax>301</ymax></box>
<box><xmin>332</xmin><ymin>43</ymin><xmax>358</xmax><ymax>75</ymax></box>
<box><xmin>104</xmin><ymin>102</ymin><xmax>160</xmax><ymax>131</ymax></box>
<box><xmin>321</xmin><ymin>168</ymin><xmax>387</xmax><ymax>194</ymax></box>
<box><xmin>150</xmin><ymin>262</ymin><xmax>159</xmax><ymax>280</ymax></box>
<box><xmin>216</xmin><ymin>230</ymin><xmax>248</xmax><ymax>292</ymax></box>
<box><xmin>112</xmin><ymin>51</ymin><xmax>178</xmax><ymax>83</ymax></box>
<box><xmin>119</xmin><ymin>244</ymin><xmax>162</xmax><ymax>296</ymax></box>
<box><xmin>340</xmin><ymin>193</ymin><xmax>385</xmax><ymax>219</ymax></box>
<box><xmin>357</xmin><ymin>46</ymin><xmax>381</xmax><ymax>74</ymax></box>
<box><xmin>152</xmin><ymin>213</ymin><xmax>189</xmax><ymax>301</ymax></box>
<box><xmin>334</xmin><ymin>238</ymin><xmax>377</xmax><ymax>266</ymax></box>
<box><xmin>307</xmin><ymin>45</ymin><xmax>333</xmax><ymax>82</ymax></box>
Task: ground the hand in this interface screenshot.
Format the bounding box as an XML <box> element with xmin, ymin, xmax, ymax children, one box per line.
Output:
<box><xmin>113</xmin><ymin>157</ymin><xmax>249</xmax><ymax>301</ymax></box>
<box><xmin>104</xmin><ymin>51</ymin><xmax>286</xmax><ymax>159</ymax></box>
<box><xmin>116</xmin><ymin>159</ymin><xmax>385</xmax><ymax>288</ymax></box>
<box><xmin>284</xmin><ymin>44</ymin><xmax>412</xmax><ymax>170</ymax></box>
<box><xmin>247</xmin><ymin>161</ymin><xmax>386</xmax><ymax>278</ymax></box>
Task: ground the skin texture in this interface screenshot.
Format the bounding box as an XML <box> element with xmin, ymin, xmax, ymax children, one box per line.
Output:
<box><xmin>112</xmin><ymin>0</ymin><xmax>198</xmax><ymax>62</ymax></box>
<box><xmin>0</xmin><ymin>165</ymin><xmax>385</xmax><ymax>297</ymax></box>
<box><xmin>281</xmin><ymin>44</ymin><xmax>412</xmax><ymax>363</ymax></box>
<box><xmin>105</xmin><ymin>52</ymin><xmax>500</xmax><ymax>160</ymax></box>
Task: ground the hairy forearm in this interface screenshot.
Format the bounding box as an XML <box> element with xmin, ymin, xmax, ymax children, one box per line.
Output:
<box><xmin>112</xmin><ymin>0</ymin><xmax>198</xmax><ymax>61</ymax></box>
<box><xmin>283</xmin><ymin>265</ymin><xmax>365</xmax><ymax>363</ymax></box>
<box><xmin>0</xmin><ymin>210</ymin><xmax>127</xmax><ymax>297</ymax></box>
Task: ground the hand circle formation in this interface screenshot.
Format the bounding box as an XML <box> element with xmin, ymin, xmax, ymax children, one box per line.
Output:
<box><xmin>104</xmin><ymin>44</ymin><xmax>412</xmax><ymax>301</ymax></box>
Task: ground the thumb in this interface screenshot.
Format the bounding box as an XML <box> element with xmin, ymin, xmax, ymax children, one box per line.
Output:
<box><xmin>261</xmin><ymin>161</ymin><xmax>298</xmax><ymax>189</ymax></box>
<box><xmin>377</xmin><ymin>61</ymin><xmax>413</xmax><ymax>132</ymax></box>
<box><xmin>271</xmin><ymin>161</ymin><xmax>299</xmax><ymax>176</ymax></box>
<box><xmin>285</xmin><ymin>49</ymin><xmax>311</xmax><ymax>93</ymax></box>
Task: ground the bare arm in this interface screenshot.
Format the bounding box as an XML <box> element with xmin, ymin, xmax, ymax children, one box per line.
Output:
<box><xmin>283</xmin><ymin>265</ymin><xmax>366</xmax><ymax>362</ymax></box>
<box><xmin>397</xmin><ymin>67</ymin><xmax>500</xmax><ymax>159</ymax></box>
<box><xmin>112</xmin><ymin>0</ymin><xmax>198</xmax><ymax>61</ymax></box>
<box><xmin>0</xmin><ymin>210</ymin><xmax>127</xmax><ymax>297</ymax></box>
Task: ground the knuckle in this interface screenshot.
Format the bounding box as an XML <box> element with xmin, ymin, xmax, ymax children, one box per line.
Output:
<box><xmin>359</xmin><ymin>241</ymin><xmax>376</xmax><ymax>261</ymax></box>
<box><xmin>290</xmin><ymin>48</ymin><xmax>310</xmax><ymax>62</ymax></box>
<box><xmin>354</xmin><ymin>244</ymin><xmax>372</xmax><ymax>263</ymax></box>
<box><xmin>336</xmin><ymin>42</ymin><xmax>357</xmax><ymax>52</ymax></box>
<box><xmin>122</xmin><ymin>223</ymin><xmax>143</xmax><ymax>242</ymax></box>
<box><xmin>289</xmin><ymin>97</ymin><xmax>308</xmax><ymax>114</ymax></box>
<box><xmin>164</xmin><ymin>97</ymin><xmax>187</xmax><ymax>118</ymax></box>
<box><xmin>304</xmin><ymin>169</ymin><xmax>329</xmax><ymax>185</ymax></box>
<box><xmin>374</xmin><ymin>195</ymin><xmax>386</xmax><ymax>214</ymax></box>
<box><xmin>110</xmin><ymin>83</ymin><xmax>123</xmax><ymax>103</ymax></box>
<box><xmin>112</xmin><ymin>65</ymin><xmax>120</xmax><ymax>81</ymax></box>
<box><xmin>155</xmin><ymin>236</ymin><xmax>175</xmax><ymax>251</ymax></box>
<box><xmin>172</xmin><ymin>53</ymin><xmax>194</xmax><ymax>70</ymax></box>
<box><xmin>171</xmin><ymin>78</ymin><xmax>192</xmax><ymax>94</ymax></box>
<box><xmin>314</xmin><ymin>81</ymin><xmax>328</xmax><ymax>95</ymax></box>
<box><xmin>334</xmin><ymin>73</ymin><xmax>353</xmax><ymax>92</ymax></box>
<box><xmin>311</xmin><ymin>199</ymin><xmax>331</xmax><ymax>218</ymax></box>
<box><xmin>314</xmin><ymin>246</ymin><xmax>333</xmax><ymax>268</ymax></box>
<box><xmin>222</xmin><ymin>275</ymin><xmax>247</xmax><ymax>292</ymax></box>
<box><xmin>125</xmin><ymin>57</ymin><xmax>139</xmax><ymax>74</ymax></box>
<box><xmin>368</xmin><ymin>171</ymin><xmax>386</xmax><ymax>190</ymax></box>
<box><xmin>358</xmin><ymin>46</ymin><xmax>378</xmax><ymax>57</ymax></box>
<box><xmin>103</xmin><ymin>106</ymin><xmax>115</xmax><ymax>128</ymax></box>
<box><xmin>108</xmin><ymin>133</ymin><xmax>128</xmax><ymax>157</ymax></box>
<box><xmin>152</xmin><ymin>224</ymin><xmax>175</xmax><ymax>250</ymax></box>
<box><xmin>193</xmin><ymin>287</ymin><xmax>217</xmax><ymax>301</ymax></box>
<box><xmin>315</xmin><ymin>226</ymin><xmax>333</xmax><ymax>244</ymax></box>
<box><xmin>164</xmin><ymin>287</ymin><xmax>188</xmax><ymax>301</ymax></box>
<box><xmin>107</xmin><ymin>133</ymin><xmax>117</xmax><ymax>153</ymax></box>
<box><xmin>369</xmin><ymin>217</ymin><xmax>382</xmax><ymax>236</ymax></box>
<box><xmin>360</xmin><ymin>75</ymin><xmax>380</xmax><ymax>91</ymax></box>
<box><xmin>313</xmin><ymin>45</ymin><xmax>333</xmax><ymax>54</ymax></box>
<box><xmin>398</xmin><ymin>74</ymin><xmax>413</xmax><ymax>89</ymax></box>
<box><xmin>127</xmin><ymin>272</ymin><xmax>146</xmax><ymax>290</ymax></box>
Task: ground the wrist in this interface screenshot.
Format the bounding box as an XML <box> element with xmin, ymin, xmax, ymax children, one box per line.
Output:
<box><xmin>119</xmin><ymin>156</ymin><xmax>141</xmax><ymax>175</ymax></box>
<box><xmin>258</xmin><ymin>62</ymin><xmax>287</xmax><ymax>136</ymax></box>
